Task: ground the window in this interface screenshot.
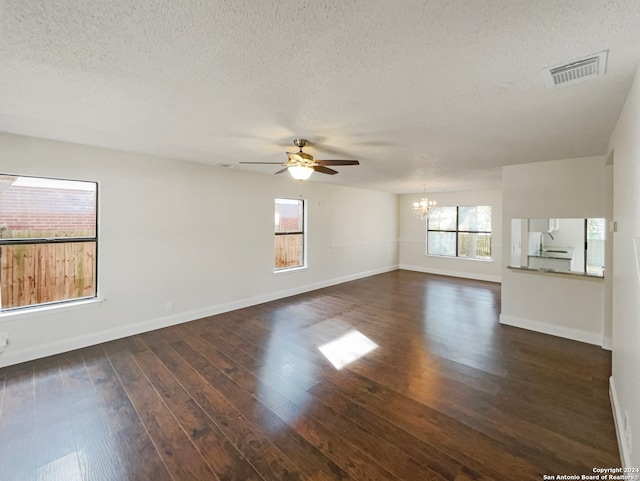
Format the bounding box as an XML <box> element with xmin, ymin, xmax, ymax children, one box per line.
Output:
<box><xmin>427</xmin><ymin>205</ymin><xmax>491</xmax><ymax>259</ymax></box>
<box><xmin>274</xmin><ymin>198</ymin><xmax>305</xmax><ymax>270</ymax></box>
<box><xmin>586</xmin><ymin>218</ymin><xmax>605</xmax><ymax>276</ymax></box>
<box><xmin>0</xmin><ymin>174</ymin><xmax>97</xmax><ymax>310</ymax></box>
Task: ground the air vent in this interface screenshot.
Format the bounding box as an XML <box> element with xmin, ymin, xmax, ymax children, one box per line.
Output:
<box><xmin>543</xmin><ymin>50</ymin><xmax>608</xmax><ymax>89</ymax></box>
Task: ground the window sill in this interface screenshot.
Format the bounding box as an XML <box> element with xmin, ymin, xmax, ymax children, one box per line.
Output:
<box><xmin>0</xmin><ymin>297</ymin><xmax>105</xmax><ymax>321</ymax></box>
<box><xmin>425</xmin><ymin>254</ymin><xmax>493</xmax><ymax>262</ymax></box>
<box><xmin>273</xmin><ymin>266</ymin><xmax>308</xmax><ymax>275</ymax></box>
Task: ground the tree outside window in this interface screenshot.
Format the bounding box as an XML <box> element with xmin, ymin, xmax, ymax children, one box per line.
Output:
<box><xmin>427</xmin><ymin>205</ymin><xmax>491</xmax><ymax>259</ymax></box>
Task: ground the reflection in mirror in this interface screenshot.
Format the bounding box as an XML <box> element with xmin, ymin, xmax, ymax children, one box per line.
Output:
<box><xmin>509</xmin><ymin>218</ymin><xmax>605</xmax><ymax>277</ymax></box>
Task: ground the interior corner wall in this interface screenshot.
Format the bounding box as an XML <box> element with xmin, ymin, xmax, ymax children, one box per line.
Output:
<box><xmin>398</xmin><ymin>189</ymin><xmax>502</xmax><ymax>282</ymax></box>
<box><xmin>603</xmin><ymin>162</ymin><xmax>614</xmax><ymax>348</ymax></box>
<box><xmin>500</xmin><ymin>156</ymin><xmax>608</xmax><ymax>346</ymax></box>
<box><xmin>0</xmin><ymin>133</ymin><xmax>399</xmax><ymax>367</ymax></box>
<box><xmin>608</xmin><ymin>64</ymin><xmax>640</xmax><ymax>469</ymax></box>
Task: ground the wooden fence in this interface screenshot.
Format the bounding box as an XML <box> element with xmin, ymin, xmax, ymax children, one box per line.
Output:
<box><xmin>275</xmin><ymin>234</ymin><xmax>303</xmax><ymax>269</ymax></box>
<box><xmin>0</xmin><ymin>230</ymin><xmax>96</xmax><ymax>309</ymax></box>
<box><xmin>458</xmin><ymin>233</ymin><xmax>492</xmax><ymax>259</ymax></box>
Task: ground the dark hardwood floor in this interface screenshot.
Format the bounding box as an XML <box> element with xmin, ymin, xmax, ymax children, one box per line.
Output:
<box><xmin>0</xmin><ymin>270</ymin><xmax>619</xmax><ymax>481</ymax></box>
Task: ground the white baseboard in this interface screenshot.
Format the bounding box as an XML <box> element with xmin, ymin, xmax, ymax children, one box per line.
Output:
<box><xmin>0</xmin><ymin>264</ymin><xmax>398</xmax><ymax>367</ymax></box>
<box><xmin>610</xmin><ymin>376</ymin><xmax>631</xmax><ymax>468</ymax></box>
<box><xmin>601</xmin><ymin>336</ymin><xmax>613</xmax><ymax>351</ymax></box>
<box><xmin>499</xmin><ymin>314</ymin><xmax>603</xmax><ymax>346</ymax></box>
<box><xmin>399</xmin><ymin>264</ymin><xmax>501</xmax><ymax>283</ymax></box>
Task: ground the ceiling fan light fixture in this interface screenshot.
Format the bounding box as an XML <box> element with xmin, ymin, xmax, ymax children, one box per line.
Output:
<box><xmin>238</xmin><ymin>138</ymin><xmax>359</xmax><ymax>179</ymax></box>
<box><xmin>288</xmin><ymin>165</ymin><xmax>314</xmax><ymax>180</ymax></box>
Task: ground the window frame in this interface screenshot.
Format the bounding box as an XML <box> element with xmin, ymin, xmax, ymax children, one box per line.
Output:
<box><xmin>426</xmin><ymin>205</ymin><xmax>492</xmax><ymax>260</ymax></box>
<box><xmin>0</xmin><ymin>173</ymin><xmax>99</xmax><ymax>311</ymax></box>
<box><xmin>274</xmin><ymin>197</ymin><xmax>307</xmax><ymax>272</ymax></box>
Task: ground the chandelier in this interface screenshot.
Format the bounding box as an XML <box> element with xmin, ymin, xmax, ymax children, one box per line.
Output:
<box><xmin>412</xmin><ymin>185</ymin><xmax>436</xmax><ymax>220</ymax></box>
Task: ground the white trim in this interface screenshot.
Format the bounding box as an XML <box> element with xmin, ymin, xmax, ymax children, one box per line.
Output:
<box><xmin>273</xmin><ymin>266</ymin><xmax>308</xmax><ymax>275</ymax></box>
<box><xmin>274</xmin><ymin>196</ymin><xmax>308</xmax><ymax>272</ymax></box>
<box><xmin>601</xmin><ymin>336</ymin><xmax>612</xmax><ymax>351</ymax></box>
<box><xmin>0</xmin><ymin>297</ymin><xmax>104</xmax><ymax>321</ymax></box>
<box><xmin>399</xmin><ymin>264</ymin><xmax>501</xmax><ymax>283</ymax></box>
<box><xmin>331</xmin><ymin>239</ymin><xmax>397</xmax><ymax>249</ymax></box>
<box><xmin>425</xmin><ymin>254</ymin><xmax>493</xmax><ymax>263</ymax></box>
<box><xmin>0</xmin><ymin>264</ymin><xmax>398</xmax><ymax>367</ymax></box>
<box><xmin>610</xmin><ymin>376</ymin><xmax>631</xmax><ymax>468</ymax></box>
<box><xmin>499</xmin><ymin>314</ymin><xmax>602</xmax><ymax>345</ymax></box>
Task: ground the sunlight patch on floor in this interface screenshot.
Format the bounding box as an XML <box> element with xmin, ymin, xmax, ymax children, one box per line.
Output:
<box><xmin>318</xmin><ymin>329</ymin><xmax>378</xmax><ymax>370</ymax></box>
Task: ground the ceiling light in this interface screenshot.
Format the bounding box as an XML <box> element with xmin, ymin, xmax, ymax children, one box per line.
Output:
<box><xmin>412</xmin><ymin>184</ymin><xmax>436</xmax><ymax>220</ymax></box>
<box><xmin>288</xmin><ymin>165</ymin><xmax>314</xmax><ymax>180</ymax></box>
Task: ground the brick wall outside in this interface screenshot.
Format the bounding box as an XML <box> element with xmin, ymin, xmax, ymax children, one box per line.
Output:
<box><xmin>275</xmin><ymin>200</ymin><xmax>303</xmax><ymax>233</ymax></box>
<box><xmin>0</xmin><ymin>181</ymin><xmax>96</xmax><ymax>231</ymax></box>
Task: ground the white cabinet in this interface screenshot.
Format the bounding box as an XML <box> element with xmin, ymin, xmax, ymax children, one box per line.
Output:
<box><xmin>529</xmin><ymin>218</ymin><xmax>560</xmax><ymax>232</ymax></box>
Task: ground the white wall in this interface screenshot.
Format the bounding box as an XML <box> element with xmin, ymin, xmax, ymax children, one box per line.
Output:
<box><xmin>0</xmin><ymin>133</ymin><xmax>399</xmax><ymax>367</ymax></box>
<box><xmin>608</xmin><ymin>65</ymin><xmax>640</xmax><ymax>468</ymax></box>
<box><xmin>398</xmin><ymin>189</ymin><xmax>502</xmax><ymax>282</ymax></box>
<box><xmin>501</xmin><ymin>156</ymin><xmax>609</xmax><ymax>346</ymax></box>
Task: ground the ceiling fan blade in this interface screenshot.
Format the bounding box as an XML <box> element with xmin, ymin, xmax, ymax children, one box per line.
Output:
<box><xmin>313</xmin><ymin>166</ymin><xmax>339</xmax><ymax>175</ymax></box>
<box><xmin>274</xmin><ymin>168</ymin><xmax>289</xmax><ymax>175</ymax></box>
<box><xmin>315</xmin><ymin>159</ymin><xmax>360</xmax><ymax>166</ymax></box>
<box><xmin>239</xmin><ymin>162</ymin><xmax>284</xmax><ymax>164</ymax></box>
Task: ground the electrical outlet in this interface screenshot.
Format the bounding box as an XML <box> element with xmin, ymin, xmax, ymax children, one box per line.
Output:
<box><xmin>165</xmin><ymin>301</ymin><xmax>173</xmax><ymax>312</ymax></box>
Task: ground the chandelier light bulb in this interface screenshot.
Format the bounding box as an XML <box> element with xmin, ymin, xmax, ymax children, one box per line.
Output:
<box><xmin>411</xmin><ymin>185</ymin><xmax>436</xmax><ymax>220</ymax></box>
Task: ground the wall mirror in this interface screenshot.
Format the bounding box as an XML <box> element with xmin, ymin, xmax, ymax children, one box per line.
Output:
<box><xmin>509</xmin><ymin>218</ymin><xmax>605</xmax><ymax>277</ymax></box>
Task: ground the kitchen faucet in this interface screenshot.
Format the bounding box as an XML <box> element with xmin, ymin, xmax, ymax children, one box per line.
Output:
<box><xmin>539</xmin><ymin>231</ymin><xmax>555</xmax><ymax>252</ymax></box>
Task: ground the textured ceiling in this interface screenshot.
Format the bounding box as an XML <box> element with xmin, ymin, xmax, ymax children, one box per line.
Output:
<box><xmin>1</xmin><ymin>0</ymin><xmax>640</xmax><ymax>193</ymax></box>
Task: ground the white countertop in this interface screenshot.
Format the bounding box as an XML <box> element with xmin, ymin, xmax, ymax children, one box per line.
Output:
<box><xmin>528</xmin><ymin>247</ymin><xmax>574</xmax><ymax>260</ymax></box>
